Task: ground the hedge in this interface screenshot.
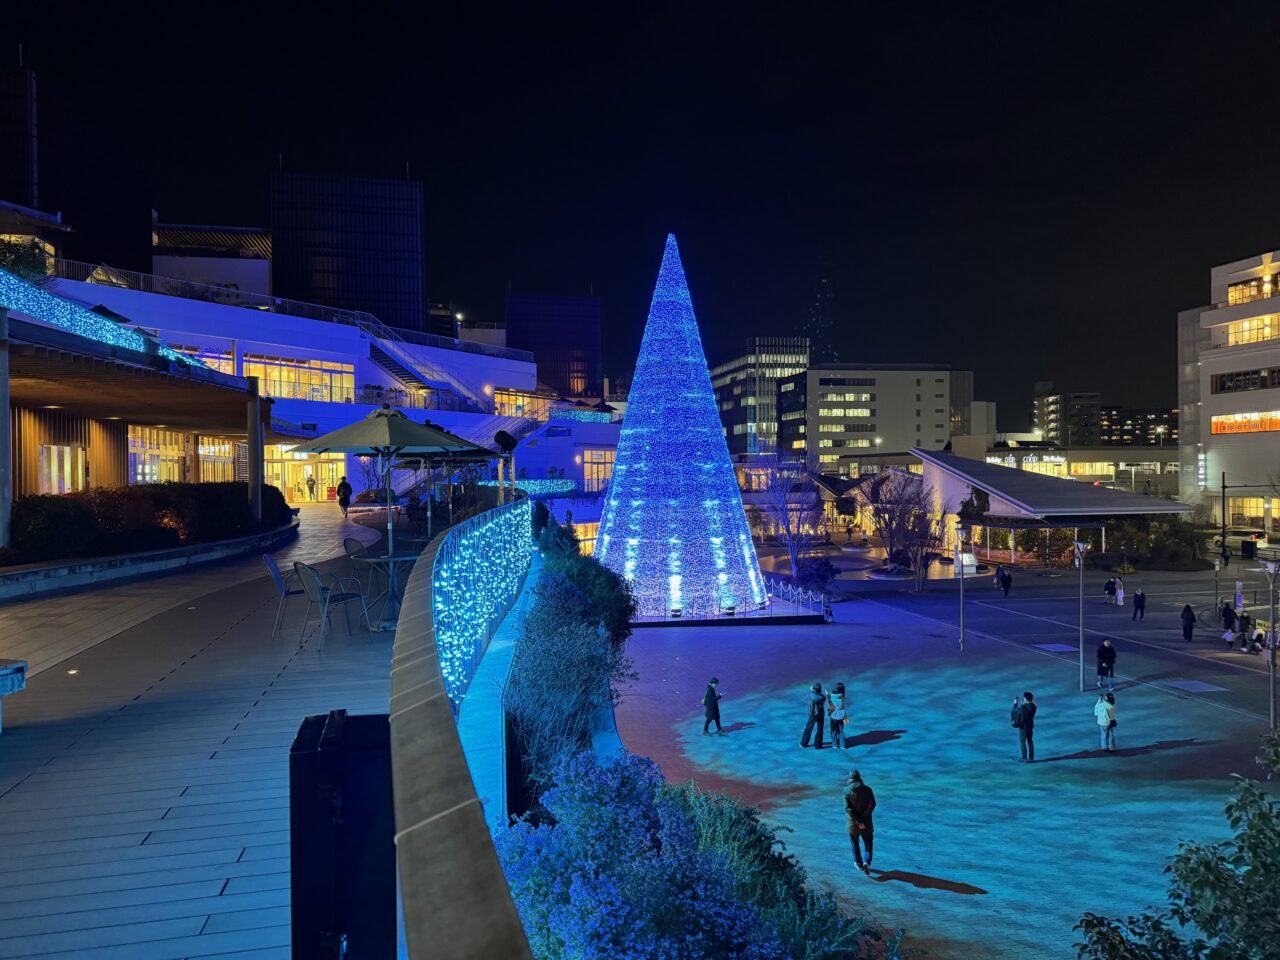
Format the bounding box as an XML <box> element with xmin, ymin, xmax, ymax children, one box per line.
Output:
<box><xmin>7</xmin><ymin>482</ymin><xmax>291</xmax><ymax>563</ymax></box>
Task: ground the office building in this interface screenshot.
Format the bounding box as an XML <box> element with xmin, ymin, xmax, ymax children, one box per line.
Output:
<box><xmin>0</xmin><ymin>65</ymin><xmax>39</xmax><ymax>210</ymax></box>
<box><xmin>710</xmin><ymin>337</ymin><xmax>809</xmax><ymax>455</ymax></box>
<box><xmin>1098</xmin><ymin>406</ymin><xmax>1178</xmax><ymax>446</ymax></box>
<box><xmin>777</xmin><ymin>363</ymin><xmax>951</xmax><ymax>475</ymax></box>
<box><xmin>1032</xmin><ymin>382</ymin><xmax>1101</xmax><ymax>446</ymax></box>
<box><xmin>1178</xmin><ymin>248</ymin><xmax>1280</xmax><ymax>534</ymax></box>
<box><xmin>271</xmin><ymin>173</ymin><xmax>427</xmax><ymax>333</ymax></box>
<box><xmin>504</xmin><ymin>293</ymin><xmax>602</xmax><ymax>398</ymax></box>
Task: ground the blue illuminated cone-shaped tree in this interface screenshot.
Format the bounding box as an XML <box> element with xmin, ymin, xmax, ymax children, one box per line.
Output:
<box><xmin>596</xmin><ymin>235</ymin><xmax>766</xmax><ymax>618</ymax></box>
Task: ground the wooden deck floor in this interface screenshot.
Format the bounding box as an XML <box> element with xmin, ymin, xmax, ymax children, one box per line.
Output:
<box><xmin>0</xmin><ymin>533</ymin><xmax>394</xmax><ymax>958</ymax></box>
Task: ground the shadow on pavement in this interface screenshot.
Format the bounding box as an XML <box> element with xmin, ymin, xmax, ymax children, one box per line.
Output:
<box><xmin>871</xmin><ymin>870</ymin><xmax>988</xmax><ymax>895</ymax></box>
<box><xmin>1038</xmin><ymin>738</ymin><xmax>1212</xmax><ymax>763</ymax></box>
<box><xmin>844</xmin><ymin>729</ymin><xmax>908</xmax><ymax>747</ymax></box>
<box><xmin>720</xmin><ymin>721</ymin><xmax>757</xmax><ymax>733</ymax></box>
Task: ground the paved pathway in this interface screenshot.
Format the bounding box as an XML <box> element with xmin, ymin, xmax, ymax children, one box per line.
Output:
<box><xmin>0</xmin><ymin>507</ymin><xmax>395</xmax><ymax>959</ymax></box>
<box><xmin>0</xmin><ymin>503</ymin><xmax>380</xmax><ymax>676</ymax></box>
<box><xmin>613</xmin><ymin>592</ymin><xmax>1273</xmax><ymax>959</ymax></box>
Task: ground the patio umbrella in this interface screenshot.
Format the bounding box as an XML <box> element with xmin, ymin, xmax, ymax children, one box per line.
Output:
<box><xmin>289</xmin><ymin>405</ymin><xmax>496</xmax><ymax>553</ymax></box>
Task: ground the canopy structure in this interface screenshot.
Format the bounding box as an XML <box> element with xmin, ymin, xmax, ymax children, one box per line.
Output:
<box><xmin>291</xmin><ymin>406</ymin><xmax>496</xmax><ymax>552</ymax></box>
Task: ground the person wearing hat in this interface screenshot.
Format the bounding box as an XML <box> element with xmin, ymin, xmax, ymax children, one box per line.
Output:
<box><xmin>800</xmin><ymin>682</ymin><xmax>827</xmax><ymax>749</ymax></box>
<box><xmin>843</xmin><ymin>770</ymin><xmax>877</xmax><ymax>875</ymax></box>
<box><xmin>702</xmin><ymin>678</ymin><xmax>724</xmax><ymax>736</ymax></box>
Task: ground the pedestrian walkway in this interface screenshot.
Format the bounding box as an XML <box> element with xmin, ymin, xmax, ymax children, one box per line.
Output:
<box><xmin>613</xmin><ymin>596</ymin><xmax>1269</xmax><ymax>959</ymax></box>
<box><xmin>0</xmin><ymin>503</ymin><xmax>380</xmax><ymax>676</ymax></box>
<box><xmin>0</xmin><ymin>511</ymin><xmax>394</xmax><ymax>959</ymax></box>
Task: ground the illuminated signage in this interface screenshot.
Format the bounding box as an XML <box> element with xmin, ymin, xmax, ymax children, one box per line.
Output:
<box><xmin>1210</xmin><ymin>411</ymin><xmax>1280</xmax><ymax>435</ymax></box>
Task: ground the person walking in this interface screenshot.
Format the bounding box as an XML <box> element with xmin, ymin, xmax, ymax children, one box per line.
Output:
<box><xmin>843</xmin><ymin>770</ymin><xmax>877</xmax><ymax>875</ymax></box>
<box><xmin>1096</xmin><ymin>638</ymin><xmax>1117</xmax><ymax>691</ymax></box>
<box><xmin>1104</xmin><ymin>577</ymin><xmax>1117</xmax><ymax>605</ymax></box>
<box><xmin>336</xmin><ymin>476</ymin><xmax>353</xmax><ymax>518</ymax></box>
<box><xmin>1235</xmin><ymin>611</ymin><xmax>1253</xmax><ymax>651</ymax></box>
<box><xmin>1011</xmin><ymin>691</ymin><xmax>1037</xmax><ymax>762</ymax></box>
<box><xmin>1220</xmin><ymin>600</ymin><xmax>1236</xmax><ymax>639</ymax></box>
<box><xmin>1094</xmin><ymin>692</ymin><xmax>1117</xmax><ymax>752</ymax></box>
<box><xmin>702</xmin><ymin>678</ymin><xmax>724</xmax><ymax>736</ymax></box>
<box><xmin>1131</xmin><ymin>589</ymin><xmax>1146</xmax><ymax>621</ymax></box>
<box><xmin>1115</xmin><ymin>577</ymin><xmax>1125</xmax><ymax>608</ymax></box>
<box><xmin>801</xmin><ymin>683</ymin><xmax>827</xmax><ymax>749</ymax></box>
<box><xmin>827</xmin><ymin>682</ymin><xmax>848</xmax><ymax>749</ymax></box>
<box><xmin>994</xmin><ymin>564</ymin><xmax>1005</xmax><ymax>591</ymax></box>
<box><xmin>305</xmin><ymin>473</ymin><xmax>317</xmax><ymax>501</ymax></box>
<box><xmin>1000</xmin><ymin>568</ymin><xmax>1013</xmax><ymax>598</ymax></box>
<box><xmin>1180</xmin><ymin>603</ymin><xmax>1196</xmax><ymax>642</ymax></box>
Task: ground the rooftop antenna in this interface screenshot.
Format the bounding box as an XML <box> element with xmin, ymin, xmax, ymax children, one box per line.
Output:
<box><xmin>277</xmin><ymin>153</ymin><xmax>283</xmax><ymax>171</ymax></box>
<box><xmin>18</xmin><ymin>42</ymin><xmax>23</xmax><ymax>67</ymax></box>
<box><xmin>405</xmin><ymin>160</ymin><xmax>410</xmax><ymax>179</ymax></box>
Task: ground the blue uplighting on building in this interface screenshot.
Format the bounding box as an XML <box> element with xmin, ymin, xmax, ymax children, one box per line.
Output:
<box><xmin>0</xmin><ymin>268</ymin><xmax>196</xmax><ymax>365</ymax></box>
<box><xmin>595</xmin><ymin>235</ymin><xmax>765</xmax><ymax>617</ymax></box>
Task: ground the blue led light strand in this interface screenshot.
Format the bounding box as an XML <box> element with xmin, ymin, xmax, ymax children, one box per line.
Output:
<box><xmin>548</xmin><ymin>409</ymin><xmax>612</xmax><ymax>424</ymax></box>
<box><xmin>595</xmin><ymin>235</ymin><xmax>765</xmax><ymax>617</ymax></box>
<box><xmin>0</xmin><ymin>268</ymin><xmax>198</xmax><ymax>365</ymax></box>
<box><xmin>479</xmin><ymin>478</ymin><xmax>577</xmax><ymax>496</ymax></box>
<box><xmin>432</xmin><ymin>496</ymin><xmax>532</xmax><ymax>706</ymax></box>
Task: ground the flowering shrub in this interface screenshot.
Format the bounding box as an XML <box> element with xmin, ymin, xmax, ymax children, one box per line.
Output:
<box><xmin>497</xmin><ymin>751</ymin><xmax>904</xmax><ymax>960</ymax></box>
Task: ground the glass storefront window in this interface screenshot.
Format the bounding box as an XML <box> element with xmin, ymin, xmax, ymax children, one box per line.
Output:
<box><xmin>39</xmin><ymin>444</ymin><xmax>86</xmax><ymax>494</ymax></box>
<box><xmin>1226</xmin><ymin>316</ymin><xmax>1278</xmax><ymax>347</ymax></box>
<box><xmin>242</xmin><ymin>355</ymin><xmax>355</xmax><ymax>404</ymax></box>
<box><xmin>1229</xmin><ymin>497</ymin><xmax>1265</xmax><ymax>528</ymax></box>
<box><xmin>1069</xmin><ymin>461</ymin><xmax>1116</xmax><ymax>478</ymax></box>
<box><xmin>583</xmin><ymin>449</ymin><xmax>616</xmax><ymax>493</ymax></box>
<box><xmin>128</xmin><ymin>426</ymin><xmax>184</xmax><ymax>484</ymax></box>
<box><xmin>265</xmin><ymin>444</ymin><xmax>348</xmax><ymax>502</ymax></box>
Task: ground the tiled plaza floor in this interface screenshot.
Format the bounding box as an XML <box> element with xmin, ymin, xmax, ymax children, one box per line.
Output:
<box><xmin>613</xmin><ymin>595</ymin><xmax>1272</xmax><ymax>959</ymax></box>
<box><xmin>0</xmin><ymin>508</ymin><xmax>394</xmax><ymax>959</ymax></box>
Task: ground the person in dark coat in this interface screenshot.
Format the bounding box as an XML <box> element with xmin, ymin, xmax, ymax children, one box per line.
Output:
<box><xmin>1221</xmin><ymin>601</ymin><xmax>1237</xmax><ymax>635</ymax></box>
<box><xmin>800</xmin><ymin>682</ymin><xmax>827</xmax><ymax>749</ymax></box>
<box><xmin>1096</xmin><ymin>638</ymin><xmax>1117</xmax><ymax>691</ymax></box>
<box><xmin>843</xmin><ymin>769</ymin><xmax>877</xmax><ymax>875</ymax></box>
<box><xmin>1131</xmin><ymin>589</ymin><xmax>1146</xmax><ymax>621</ymax></box>
<box><xmin>702</xmin><ymin>678</ymin><xmax>724</xmax><ymax>736</ymax></box>
<box><xmin>1000</xmin><ymin>568</ymin><xmax>1012</xmax><ymax>598</ymax></box>
<box><xmin>1012</xmin><ymin>691</ymin><xmax>1037</xmax><ymax>762</ymax></box>
<box><xmin>305</xmin><ymin>474</ymin><xmax>317</xmax><ymax>501</ymax></box>
<box><xmin>336</xmin><ymin>476</ymin><xmax>353</xmax><ymax>518</ymax></box>
<box><xmin>1180</xmin><ymin>603</ymin><xmax>1196</xmax><ymax>642</ymax></box>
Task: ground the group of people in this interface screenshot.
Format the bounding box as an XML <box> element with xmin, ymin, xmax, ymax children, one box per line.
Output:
<box><xmin>800</xmin><ymin>681</ymin><xmax>849</xmax><ymax>749</ymax></box>
<box><xmin>992</xmin><ymin>565</ymin><xmax>1013</xmax><ymax>597</ymax></box>
<box><xmin>1103</xmin><ymin>576</ymin><xmax>1127</xmax><ymax>607</ymax></box>
<box><xmin>1219</xmin><ymin>600</ymin><xmax>1267</xmax><ymax>653</ymax></box>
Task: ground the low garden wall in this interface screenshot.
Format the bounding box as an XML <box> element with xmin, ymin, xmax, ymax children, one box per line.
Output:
<box><xmin>389</xmin><ymin>495</ymin><xmax>534</xmax><ymax>960</ymax></box>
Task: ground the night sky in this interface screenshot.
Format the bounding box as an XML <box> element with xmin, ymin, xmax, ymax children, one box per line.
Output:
<box><xmin>12</xmin><ymin>4</ymin><xmax>1280</xmax><ymax>427</ymax></box>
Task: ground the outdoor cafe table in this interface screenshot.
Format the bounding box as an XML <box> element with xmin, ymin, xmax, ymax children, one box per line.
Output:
<box><xmin>358</xmin><ymin>552</ymin><xmax>420</xmax><ymax>630</ymax></box>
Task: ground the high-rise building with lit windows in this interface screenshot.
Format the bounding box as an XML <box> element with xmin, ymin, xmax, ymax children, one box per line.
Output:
<box><xmin>710</xmin><ymin>337</ymin><xmax>809</xmax><ymax>455</ymax></box>
<box><xmin>1178</xmin><ymin>248</ymin><xmax>1280</xmax><ymax>534</ymax></box>
<box><xmin>504</xmin><ymin>293</ymin><xmax>602</xmax><ymax>399</ymax></box>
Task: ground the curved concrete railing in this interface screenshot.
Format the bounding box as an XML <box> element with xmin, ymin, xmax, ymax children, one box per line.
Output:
<box><xmin>389</xmin><ymin>497</ymin><xmax>534</xmax><ymax>960</ymax></box>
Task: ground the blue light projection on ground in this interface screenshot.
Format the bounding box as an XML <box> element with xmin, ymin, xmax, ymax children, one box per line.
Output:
<box><xmin>0</xmin><ymin>268</ymin><xmax>196</xmax><ymax>365</ymax></box>
<box><xmin>595</xmin><ymin>234</ymin><xmax>765</xmax><ymax>617</ymax></box>
<box><xmin>432</xmin><ymin>496</ymin><xmax>532</xmax><ymax>705</ymax></box>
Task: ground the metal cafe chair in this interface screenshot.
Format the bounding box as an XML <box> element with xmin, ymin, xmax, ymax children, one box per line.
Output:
<box><xmin>263</xmin><ymin>554</ymin><xmax>305</xmax><ymax>638</ymax></box>
<box><xmin>343</xmin><ymin>536</ymin><xmax>380</xmax><ymax>594</ymax></box>
<box><xmin>294</xmin><ymin>561</ymin><xmax>372</xmax><ymax>644</ymax></box>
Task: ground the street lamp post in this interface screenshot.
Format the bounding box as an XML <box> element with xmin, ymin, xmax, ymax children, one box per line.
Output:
<box><xmin>956</xmin><ymin>524</ymin><xmax>969</xmax><ymax>652</ymax></box>
<box><xmin>1074</xmin><ymin>540</ymin><xmax>1088</xmax><ymax>692</ymax></box>
<box><xmin>1254</xmin><ymin>559</ymin><xmax>1279</xmax><ymax>732</ymax></box>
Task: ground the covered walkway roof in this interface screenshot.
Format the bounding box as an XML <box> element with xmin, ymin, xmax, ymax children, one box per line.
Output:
<box><xmin>911</xmin><ymin>448</ymin><xmax>1191</xmax><ymax>526</ymax></box>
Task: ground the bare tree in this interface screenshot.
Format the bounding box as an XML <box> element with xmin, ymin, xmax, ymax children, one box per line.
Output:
<box><xmin>756</xmin><ymin>455</ymin><xmax>824</xmax><ymax>578</ymax></box>
<box><xmin>851</xmin><ymin>469</ymin><xmax>928</xmax><ymax>563</ymax></box>
<box><xmin>903</xmin><ymin>510</ymin><xmax>948</xmax><ymax>593</ymax></box>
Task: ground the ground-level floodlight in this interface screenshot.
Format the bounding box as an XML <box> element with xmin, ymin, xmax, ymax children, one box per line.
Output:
<box><xmin>1074</xmin><ymin>541</ymin><xmax>1089</xmax><ymax>692</ymax></box>
<box><xmin>1250</xmin><ymin>559</ymin><xmax>1279</xmax><ymax>732</ymax></box>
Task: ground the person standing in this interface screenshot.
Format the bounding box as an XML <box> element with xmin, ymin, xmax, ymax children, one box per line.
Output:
<box><xmin>1235</xmin><ymin>611</ymin><xmax>1253</xmax><ymax>651</ymax></box>
<box><xmin>1131</xmin><ymin>589</ymin><xmax>1146</xmax><ymax>621</ymax></box>
<box><xmin>1115</xmin><ymin>577</ymin><xmax>1125</xmax><ymax>607</ymax></box>
<box><xmin>1096</xmin><ymin>638</ymin><xmax>1117</xmax><ymax>692</ymax></box>
<box><xmin>801</xmin><ymin>683</ymin><xmax>827</xmax><ymax>749</ymax></box>
<box><xmin>1094</xmin><ymin>692</ymin><xmax>1117</xmax><ymax>751</ymax></box>
<box><xmin>336</xmin><ymin>476</ymin><xmax>353</xmax><ymax>518</ymax></box>
<box><xmin>1104</xmin><ymin>578</ymin><xmax>1116</xmax><ymax>605</ymax></box>
<box><xmin>1000</xmin><ymin>568</ymin><xmax>1013</xmax><ymax>598</ymax></box>
<box><xmin>1220</xmin><ymin>600</ymin><xmax>1236</xmax><ymax>638</ymax></box>
<box><xmin>994</xmin><ymin>564</ymin><xmax>1005</xmax><ymax>591</ymax></box>
<box><xmin>305</xmin><ymin>473</ymin><xmax>317</xmax><ymax>501</ymax></box>
<box><xmin>843</xmin><ymin>770</ymin><xmax>877</xmax><ymax>875</ymax></box>
<box><xmin>702</xmin><ymin>678</ymin><xmax>724</xmax><ymax>736</ymax></box>
<box><xmin>1011</xmin><ymin>692</ymin><xmax>1037</xmax><ymax>762</ymax></box>
<box><xmin>1180</xmin><ymin>603</ymin><xmax>1197</xmax><ymax>642</ymax></box>
<box><xmin>827</xmin><ymin>682</ymin><xmax>848</xmax><ymax>749</ymax></box>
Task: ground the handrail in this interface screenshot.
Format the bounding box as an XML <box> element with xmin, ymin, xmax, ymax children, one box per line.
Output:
<box><xmin>763</xmin><ymin>576</ymin><xmax>827</xmax><ymax>614</ymax></box>
<box><xmin>389</xmin><ymin>492</ymin><xmax>533</xmax><ymax>959</ymax></box>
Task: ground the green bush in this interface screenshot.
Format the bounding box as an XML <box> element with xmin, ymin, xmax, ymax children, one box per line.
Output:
<box><xmin>6</xmin><ymin>482</ymin><xmax>291</xmax><ymax>565</ymax></box>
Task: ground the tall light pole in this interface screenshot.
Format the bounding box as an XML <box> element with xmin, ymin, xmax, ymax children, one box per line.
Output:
<box><xmin>1254</xmin><ymin>559</ymin><xmax>1279</xmax><ymax>732</ymax></box>
<box><xmin>956</xmin><ymin>524</ymin><xmax>969</xmax><ymax>652</ymax></box>
<box><xmin>1074</xmin><ymin>540</ymin><xmax>1089</xmax><ymax>692</ymax></box>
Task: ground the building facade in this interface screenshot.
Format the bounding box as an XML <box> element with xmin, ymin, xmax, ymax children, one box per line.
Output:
<box><xmin>1098</xmin><ymin>406</ymin><xmax>1178</xmax><ymax>446</ymax></box>
<box><xmin>776</xmin><ymin>363</ymin><xmax>951</xmax><ymax>475</ymax></box>
<box><xmin>270</xmin><ymin>173</ymin><xmax>427</xmax><ymax>333</ymax></box>
<box><xmin>710</xmin><ymin>337</ymin><xmax>809</xmax><ymax>455</ymax></box>
<box><xmin>1032</xmin><ymin>382</ymin><xmax>1102</xmax><ymax>446</ymax></box>
<box><xmin>504</xmin><ymin>294</ymin><xmax>602</xmax><ymax>399</ymax></box>
<box><xmin>1178</xmin><ymin>249</ymin><xmax>1280</xmax><ymax>534</ymax></box>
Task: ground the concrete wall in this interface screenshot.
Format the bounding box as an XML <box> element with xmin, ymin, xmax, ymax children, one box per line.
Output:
<box><xmin>9</xmin><ymin>406</ymin><xmax>128</xmax><ymax>496</ymax></box>
<box><xmin>151</xmin><ymin>256</ymin><xmax>271</xmax><ymax>295</ymax></box>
